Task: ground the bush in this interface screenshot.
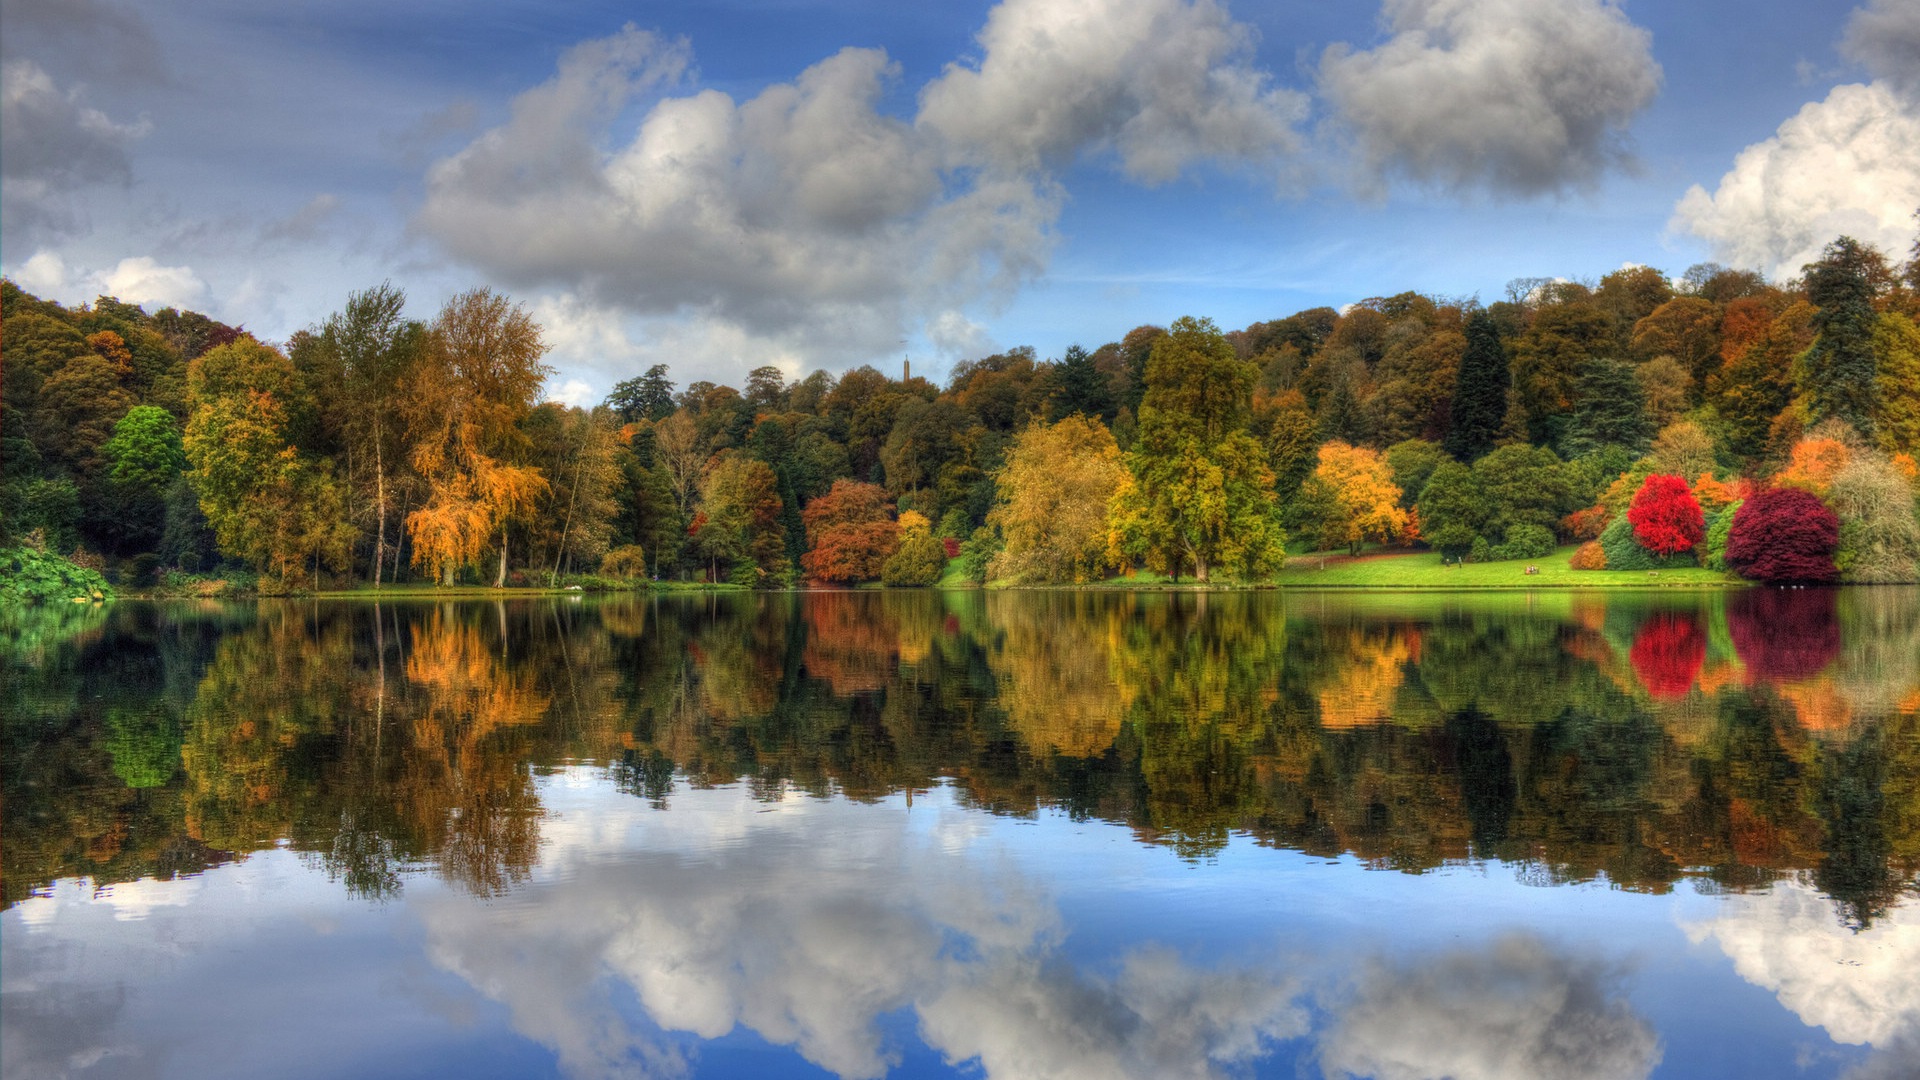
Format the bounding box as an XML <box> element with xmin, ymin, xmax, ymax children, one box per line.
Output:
<box><xmin>1469</xmin><ymin>536</ymin><xmax>1494</xmax><ymax>564</ymax></box>
<box><xmin>958</xmin><ymin>526</ymin><xmax>1001</xmax><ymax>584</ymax></box>
<box><xmin>1599</xmin><ymin>514</ymin><xmax>1694</xmax><ymax>571</ymax></box>
<box><xmin>1703</xmin><ymin>502</ymin><xmax>1740</xmax><ymax>571</ymax></box>
<box><xmin>600</xmin><ymin>544</ymin><xmax>649</xmax><ymax>580</ymax></box>
<box><xmin>881</xmin><ymin>527</ymin><xmax>946</xmax><ymax>586</ymax></box>
<box><xmin>1492</xmin><ymin>523</ymin><xmax>1557</xmax><ymax>561</ymax></box>
<box><xmin>123</xmin><ymin>552</ymin><xmax>162</xmax><ymax>587</ymax></box>
<box><xmin>0</xmin><ymin>547</ymin><xmax>114</xmax><ymax>604</ymax></box>
<box><xmin>1725</xmin><ymin>487</ymin><xmax>1840</xmax><ymax>584</ymax></box>
<box><xmin>1627</xmin><ymin>474</ymin><xmax>1705</xmax><ymax>556</ymax></box>
<box><xmin>1569</xmin><ymin>540</ymin><xmax>1607</xmax><ymax>570</ymax></box>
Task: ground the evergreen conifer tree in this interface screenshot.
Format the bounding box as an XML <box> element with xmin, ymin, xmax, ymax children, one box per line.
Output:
<box><xmin>1445</xmin><ymin>310</ymin><xmax>1508</xmax><ymax>462</ymax></box>
<box><xmin>1801</xmin><ymin>236</ymin><xmax>1882</xmax><ymax>436</ymax></box>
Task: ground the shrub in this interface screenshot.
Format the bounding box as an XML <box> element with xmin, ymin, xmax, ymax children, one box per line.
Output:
<box><xmin>1724</xmin><ymin>487</ymin><xmax>1840</xmax><ymax>584</ymax></box>
<box><xmin>0</xmin><ymin>546</ymin><xmax>114</xmax><ymax>604</ymax></box>
<box><xmin>1569</xmin><ymin>541</ymin><xmax>1607</xmax><ymax>570</ymax></box>
<box><xmin>1469</xmin><ymin>536</ymin><xmax>1494</xmax><ymax>564</ymax></box>
<box><xmin>1703</xmin><ymin>502</ymin><xmax>1740</xmax><ymax>571</ymax></box>
<box><xmin>1492</xmin><ymin>523</ymin><xmax>1557</xmax><ymax>561</ymax></box>
<box><xmin>600</xmin><ymin>544</ymin><xmax>649</xmax><ymax>580</ymax></box>
<box><xmin>1562</xmin><ymin>505</ymin><xmax>1610</xmax><ymax>541</ymax></box>
<box><xmin>1627</xmin><ymin>474</ymin><xmax>1705</xmax><ymax>556</ymax></box>
<box><xmin>1599</xmin><ymin>514</ymin><xmax>1694</xmax><ymax>571</ymax></box>
<box><xmin>881</xmin><ymin>527</ymin><xmax>945</xmax><ymax>586</ymax></box>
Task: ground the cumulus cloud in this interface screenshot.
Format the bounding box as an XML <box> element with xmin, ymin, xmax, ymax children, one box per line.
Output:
<box><xmin>1317</xmin><ymin>935</ymin><xmax>1662</xmax><ymax>1080</ymax></box>
<box><xmin>0</xmin><ymin>58</ymin><xmax>150</xmax><ymax>242</ymax></box>
<box><xmin>1670</xmin><ymin>81</ymin><xmax>1920</xmax><ymax>280</ymax></box>
<box><xmin>93</xmin><ymin>256</ymin><xmax>208</xmax><ymax>309</ymax></box>
<box><xmin>261</xmin><ymin>194</ymin><xmax>342</xmax><ymax>245</ymax></box>
<box><xmin>1844</xmin><ymin>0</ymin><xmax>1920</xmax><ymax>94</ymax></box>
<box><xmin>418</xmin><ymin>1</ymin><xmax>1305</xmax><ymax>377</ymax></box>
<box><xmin>917</xmin><ymin>0</ymin><xmax>1306</xmax><ymax>182</ymax></box>
<box><xmin>416</xmin><ymin>785</ymin><xmax>1303</xmax><ymax>1080</ymax></box>
<box><xmin>1318</xmin><ymin>0</ymin><xmax>1661</xmax><ymax>196</ymax></box>
<box><xmin>4</xmin><ymin>249</ymin><xmax>208</xmax><ymax>310</ymax></box>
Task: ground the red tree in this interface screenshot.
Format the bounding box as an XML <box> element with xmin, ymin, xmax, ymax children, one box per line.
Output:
<box><xmin>800</xmin><ymin>480</ymin><xmax>899</xmax><ymax>583</ymax></box>
<box><xmin>1626</xmin><ymin>473</ymin><xmax>1704</xmax><ymax>556</ymax></box>
<box><xmin>1724</xmin><ymin>487</ymin><xmax>1839</xmax><ymax>584</ymax></box>
<box><xmin>1629</xmin><ymin>612</ymin><xmax>1706</xmax><ymax>699</ymax></box>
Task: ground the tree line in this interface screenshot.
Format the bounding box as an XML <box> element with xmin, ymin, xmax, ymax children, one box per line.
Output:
<box><xmin>4</xmin><ymin>227</ymin><xmax>1919</xmax><ymax>589</ymax></box>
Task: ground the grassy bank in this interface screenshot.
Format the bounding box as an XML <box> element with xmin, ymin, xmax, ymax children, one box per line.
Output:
<box><xmin>1273</xmin><ymin>547</ymin><xmax>1740</xmax><ymax>589</ymax></box>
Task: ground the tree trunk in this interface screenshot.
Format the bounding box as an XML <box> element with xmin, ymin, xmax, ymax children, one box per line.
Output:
<box><xmin>371</xmin><ymin>432</ymin><xmax>386</xmax><ymax>589</ymax></box>
<box><xmin>1194</xmin><ymin>552</ymin><xmax>1209</xmax><ymax>583</ymax></box>
<box><xmin>496</xmin><ymin>533</ymin><xmax>509</xmax><ymax>588</ymax></box>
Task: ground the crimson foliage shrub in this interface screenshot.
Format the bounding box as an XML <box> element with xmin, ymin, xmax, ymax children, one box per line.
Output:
<box><xmin>1724</xmin><ymin>487</ymin><xmax>1839</xmax><ymax>584</ymax></box>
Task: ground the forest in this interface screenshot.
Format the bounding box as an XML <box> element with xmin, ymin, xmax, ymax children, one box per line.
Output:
<box><xmin>3</xmin><ymin>228</ymin><xmax>1919</xmax><ymax>593</ymax></box>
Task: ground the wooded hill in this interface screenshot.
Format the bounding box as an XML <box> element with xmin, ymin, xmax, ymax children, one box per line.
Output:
<box><xmin>4</xmin><ymin>229</ymin><xmax>1919</xmax><ymax>590</ymax></box>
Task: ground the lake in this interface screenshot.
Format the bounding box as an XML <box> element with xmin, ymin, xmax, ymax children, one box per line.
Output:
<box><xmin>4</xmin><ymin>588</ymin><xmax>1918</xmax><ymax>1079</ymax></box>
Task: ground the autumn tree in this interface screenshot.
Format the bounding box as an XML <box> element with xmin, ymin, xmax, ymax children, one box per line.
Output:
<box><xmin>1726</xmin><ymin>488</ymin><xmax>1840</xmax><ymax>584</ymax></box>
<box><xmin>1304</xmin><ymin>441</ymin><xmax>1409</xmax><ymax>555</ymax></box>
<box><xmin>1828</xmin><ymin>452</ymin><xmax>1920</xmax><ymax>583</ymax></box>
<box><xmin>801</xmin><ymin>479</ymin><xmax>898</xmax><ymax>583</ymax></box>
<box><xmin>1108</xmin><ymin>316</ymin><xmax>1284</xmax><ymax>581</ymax></box>
<box><xmin>1873</xmin><ymin>312</ymin><xmax>1920</xmax><ymax>456</ymax></box>
<box><xmin>1709</xmin><ymin>301</ymin><xmax>1813</xmax><ymax>459</ymax></box>
<box><xmin>184</xmin><ymin>338</ymin><xmax>355</xmax><ymax>582</ymax></box>
<box><xmin>881</xmin><ymin>511</ymin><xmax>944</xmax><ymax>586</ymax></box>
<box><xmin>987</xmin><ymin>416</ymin><xmax>1126</xmax><ymax>583</ymax></box>
<box><xmin>1626</xmin><ymin>474</ymin><xmax>1705</xmax><ymax>556</ymax></box>
<box><xmin>403</xmin><ymin>290</ymin><xmax>551</xmax><ymax>586</ymax></box>
<box><xmin>693</xmin><ymin>451</ymin><xmax>787</xmax><ymax>584</ymax></box>
<box><xmin>310</xmin><ymin>282</ymin><xmax>422</xmax><ymax>586</ymax></box>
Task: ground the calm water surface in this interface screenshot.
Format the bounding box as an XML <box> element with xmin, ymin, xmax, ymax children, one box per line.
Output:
<box><xmin>4</xmin><ymin>588</ymin><xmax>1919</xmax><ymax>1079</ymax></box>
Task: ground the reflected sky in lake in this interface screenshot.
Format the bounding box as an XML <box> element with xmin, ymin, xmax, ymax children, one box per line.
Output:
<box><xmin>4</xmin><ymin>589</ymin><xmax>1919</xmax><ymax>1078</ymax></box>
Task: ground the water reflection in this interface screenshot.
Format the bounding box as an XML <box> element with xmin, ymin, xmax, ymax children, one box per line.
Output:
<box><xmin>4</xmin><ymin>589</ymin><xmax>1918</xmax><ymax>924</ymax></box>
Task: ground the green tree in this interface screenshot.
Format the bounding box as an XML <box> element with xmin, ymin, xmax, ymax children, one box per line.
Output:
<box><xmin>607</xmin><ymin>364</ymin><xmax>676</xmax><ymax>423</ymax></box>
<box><xmin>95</xmin><ymin>405</ymin><xmax>186</xmax><ymax>553</ymax></box>
<box><xmin>1415</xmin><ymin>461</ymin><xmax>1485</xmax><ymax>558</ymax></box>
<box><xmin>1800</xmin><ymin>236</ymin><xmax>1885</xmax><ymax>436</ymax></box>
<box><xmin>694</xmin><ymin>452</ymin><xmax>787</xmax><ymax>584</ymax></box>
<box><xmin>1109</xmin><ymin>317</ymin><xmax>1284</xmax><ymax>581</ymax></box>
<box><xmin>1445</xmin><ymin>311</ymin><xmax>1508</xmax><ymax>462</ymax></box>
<box><xmin>1562</xmin><ymin>356</ymin><xmax>1653</xmax><ymax>459</ymax></box>
<box><xmin>1050</xmin><ymin>343</ymin><xmax>1114</xmax><ymax>423</ymax></box>
<box><xmin>1872</xmin><ymin>312</ymin><xmax>1920</xmax><ymax>456</ymax></box>
<box><xmin>1472</xmin><ymin>444</ymin><xmax>1576</xmax><ymax>540</ymax></box>
<box><xmin>312</xmin><ymin>283</ymin><xmax>422</xmax><ymax>587</ymax></box>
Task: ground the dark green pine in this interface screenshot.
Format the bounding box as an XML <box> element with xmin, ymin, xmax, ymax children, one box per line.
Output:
<box><xmin>1445</xmin><ymin>310</ymin><xmax>1509</xmax><ymax>462</ymax></box>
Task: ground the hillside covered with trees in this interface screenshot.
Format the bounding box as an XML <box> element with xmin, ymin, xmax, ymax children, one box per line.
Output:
<box><xmin>4</xmin><ymin>228</ymin><xmax>1919</xmax><ymax>591</ymax></box>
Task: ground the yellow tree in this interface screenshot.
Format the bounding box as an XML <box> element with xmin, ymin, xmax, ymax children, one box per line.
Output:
<box><xmin>988</xmin><ymin>416</ymin><xmax>1127</xmax><ymax>583</ymax></box>
<box><xmin>1309</xmin><ymin>441</ymin><xmax>1409</xmax><ymax>555</ymax></box>
<box><xmin>404</xmin><ymin>290</ymin><xmax>551</xmax><ymax>585</ymax></box>
<box><xmin>183</xmin><ymin>338</ymin><xmax>355</xmax><ymax>583</ymax></box>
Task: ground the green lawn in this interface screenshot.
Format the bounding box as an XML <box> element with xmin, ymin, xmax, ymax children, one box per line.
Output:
<box><xmin>1274</xmin><ymin>546</ymin><xmax>1741</xmax><ymax>589</ymax></box>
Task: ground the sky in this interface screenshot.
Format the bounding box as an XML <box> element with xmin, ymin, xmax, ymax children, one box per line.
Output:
<box><xmin>3</xmin><ymin>0</ymin><xmax>1918</xmax><ymax>405</ymax></box>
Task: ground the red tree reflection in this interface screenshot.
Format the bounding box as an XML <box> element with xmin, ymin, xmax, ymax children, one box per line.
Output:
<box><xmin>1727</xmin><ymin>588</ymin><xmax>1841</xmax><ymax>683</ymax></box>
<box><xmin>1629</xmin><ymin>612</ymin><xmax>1707</xmax><ymax>699</ymax></box>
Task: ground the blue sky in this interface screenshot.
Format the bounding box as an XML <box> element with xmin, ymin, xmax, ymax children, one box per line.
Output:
<box><xmin>4</xmin><ymin>0</ymin><xmax>1916</xmax><ymax>403</ymax></box>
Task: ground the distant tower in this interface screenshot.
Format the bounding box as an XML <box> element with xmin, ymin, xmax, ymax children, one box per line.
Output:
<box><xmin>904</xmin><ymin>356</ymin><xmax>911</xmax><ymax>382</ymax></box>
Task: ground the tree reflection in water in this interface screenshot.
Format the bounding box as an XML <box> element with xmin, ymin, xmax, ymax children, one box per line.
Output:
<box><xmin>4</xmin><ymin>588</ymin><xmax>1918</xmax><ymax>925</ymax></box>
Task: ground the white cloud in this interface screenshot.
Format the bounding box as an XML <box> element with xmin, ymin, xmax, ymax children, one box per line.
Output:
<box><xmin>418</xmin><ymin>1</ymin><xmax>1306</xmax><ymax>377</ymax></box>
<box><xmin>1670</xmin><ymin>81</ymin><xmax>1920</xmax><ymax>280</ymax></box>
<box><xmin>416</xmin><ymin>782</ymin><xmax>1303</xmax><ymax>1080</ymax></box>
<box><xmin>93</xmin><ymin>255</ymin><xmax>208</xmax><ymax>309</ymax></box>
<box><xmin>1844</xmin><ymin>0</ymin><xmax>1920</xmax><ymax>94</ymax></box>
<box><xmin>917</xmin><ymin>0</ymin><xmax>1307</xmax><ymax>183</ymax></box>
<box><xmin>1318</xmin><ymin>0</ymin><xmax>1661</xmax><ymax>196</ymax></box>
<box><xmin>1317</xmin><ymin>935</ymin><xmax>1662</xmax><ymax>1080</ymax></box>
<box><xmin>10</xmin><ymin>249</ymin><xmax>73</xmax><ymax>296</ymax></box>
<box><xmin>0</xmin><ymin>57</ymin><xmax>150</xmax><ymax>242</ymax></box>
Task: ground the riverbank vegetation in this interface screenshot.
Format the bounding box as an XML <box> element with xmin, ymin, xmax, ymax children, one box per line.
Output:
<box><xmin>5</xmin><ymin>228</ymin><xmax>1918</xmax><ymax>597</ymax></box>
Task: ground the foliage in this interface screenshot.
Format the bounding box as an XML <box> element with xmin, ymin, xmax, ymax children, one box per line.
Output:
<box><xmin>1414</xmin><ymin>461</ymin><xmax>1484</xmax><ymax>558</ymax></box>
<box><xmin>1563</xmin><ymin>356</ymin><xmax>1653</xmax><ymax>459</ymax></box>
<box><xmin>1109</xmin><ymin>317</ymin><xmax>1284</xmax><ymax>581</ymax></box>
<box><xmin>0</xmin><ymin>546</ymin><xmax>114</xmax><ymax>604</ymax></box>
<box><xmin>694</xmin><ymin>452</ymin><xmax>788</xmax><ymax>585</ymax></box>
<box><xmin>881</xmin><ymin>519</ymin><xmax>945</xmax><ymax>586</ymax></box>
<box><xmin>1726</xmin><ymin>488</ymin><xmax>1841</xmax><ymax>584</ymax></box>
<box><xmin>988</xmin><ymin>417</ymin><xmax>1126</xmax><ymax>583</ymax></box>
<box><xmin>1873</xmin><ymin>312</ymin><xmax>1920</xmax><ymax>456</ymax></box>
<box><xmin>1569</xmin><ymin>540</ymin><xmax>1607</xmax><ymax>570</ymax></box>
<box><xmin>600</xmin><ymin>544</ymin><xmax>649</xmax><ymax>580</ymax></box>
<box><xmin>801</xmin><ymin>479</ymin><xmax>899</xmax><ymax>583</ymax></box>
<box><xmin>1800</xmin><ymin>236</ymin><xmax>1883</xmax><ymax>436</ymax></box>
<box><xmin>1444</xmin><ymin>310</ymin><xmax>1508</xmax><ymax>462</ymax></box>
<box><xmin>1627</xmin><ymin>474</ymin><xmax>1705</xmax><ymax>556</ymax></box>
<box><xmin>1471</xmin><ymin>443</ymin><xmax>1577</xmax><ymax>541</ymax></box>
<box><xmin>1703</xmin><ymin>503</ymin><xmax>1740</xmax><ymax>571</ymax></box>
<box><xmin>1492</xmin><ymin>524</ymin><xmax>1557</xmax><ymax>561</ymax></box>
<box><xmin>1827</xmin><ymin>453</ymin><xmax>1920</xmax><ymax>583</ymax></box>
<box><xmin>1384</xmin><ymin>439</ymin><xmax>1447</xmax><ymax>511</ymax></box>
<box><xmin>1599</xmin><ymin>514</ymin><xmax>1693</xmax><ymax>572</ymax></box>
<box><xmin>1307</xmin><ymin>441</ymin><xmax>1409</xmax><ymax>555</ymax></box>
